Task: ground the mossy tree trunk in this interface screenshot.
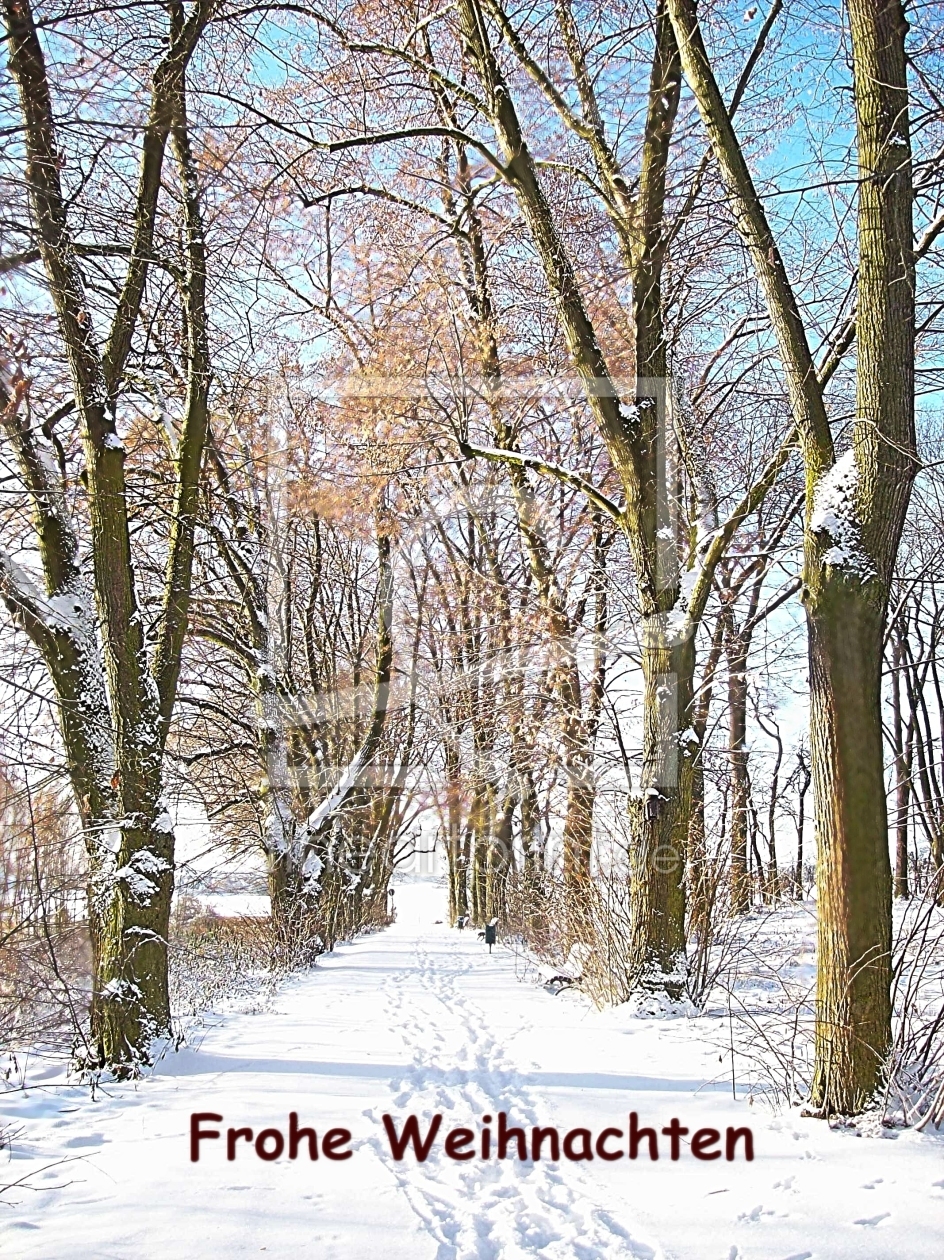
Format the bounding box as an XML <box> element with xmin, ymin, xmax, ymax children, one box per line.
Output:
<box><xmin>807</xmin><ymin>585</ymin><xmax>894</xmax><ymax>1109</ymax></box>
<box><xmin>629</xmin><ymin>630</ymin><xmax>696</xmax><ymax>994</ymax></box>
<box><xmin>669</xmin><ymin>0</ymin><xmax>916</xmax><ymax>1112</ymax></box>
<box><xmin>1</xmin><ymin>0</ymin><xmax>213</xmax><ymax>1073</ymax></box>
<box><xmin>807</xmin><ymin>0</ymin><xmax>915</xmax><ymax>1113</ymax></box>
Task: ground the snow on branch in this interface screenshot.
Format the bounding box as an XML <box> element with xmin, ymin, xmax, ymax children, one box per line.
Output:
<box><xmin>459</xmin><ymin>440</ymin><xmax>624</xmax><ymax>524</ymax></box>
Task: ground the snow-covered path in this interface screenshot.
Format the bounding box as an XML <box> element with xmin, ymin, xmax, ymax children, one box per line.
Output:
<box><xmin>2</xmin><ymin>879</ymin><xmax>942</xmax><ymax>1259</ymax></box>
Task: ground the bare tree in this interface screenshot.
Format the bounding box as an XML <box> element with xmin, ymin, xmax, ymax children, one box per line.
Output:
<box><xmin>667</xmin><ymin>0</ymin><xmax>919</xmax><ymax>1111</ymax></box>
<box><xmin>0</xmin><ymin>0</ymin><xmax>214</xmax><ymax>1071</ymax></box>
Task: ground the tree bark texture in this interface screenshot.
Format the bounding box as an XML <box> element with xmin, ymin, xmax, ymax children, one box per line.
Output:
<box><xmin>668</xmin><ymin>0</ymin><xmax>916</xmax><ymax>1111</ymax></box>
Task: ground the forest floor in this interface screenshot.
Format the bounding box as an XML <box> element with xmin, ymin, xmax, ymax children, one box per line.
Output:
<box><xmin>1</xmin><ymin>877</ymin><xmax>942</xmax><ymax>1260</ymax></box>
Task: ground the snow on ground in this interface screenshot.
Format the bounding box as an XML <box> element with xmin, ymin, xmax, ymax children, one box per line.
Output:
<box><xmin>192</xmin><ymin>893</ymin><xmax>272</xmax><ymax>917</ymax></box>
<box><xmin>1</xmin><ymin>878</ymin><xmax>942</xmax><ymax>1260</ymax></box>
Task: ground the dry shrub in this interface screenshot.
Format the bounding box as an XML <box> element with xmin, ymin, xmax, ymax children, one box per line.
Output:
<box><xmin>0</xmin><ymin>755</ymin><xmax>397</xmax><ymax>1064</ymax></box>
<box><xmin>168</xmin><ymin>899</ymin><xmax>285</xmax><ymax>1028</ymax></box>
<box><xmin>502</xmin><ymin>867</ymin><xmax>637</xmax><ymax>1006</ymax></box>
<box><xmin>884</xmin><ymin>881</ymin><xmax>944</xmax><ymax>1128</ymax></box>
<box><xmin>699</xmin><ymin>905</ymin><xmax>817</xmax><ymax>1109</ymax></box>
<box><xmin>167</xmin><ymin>877</ymin><xmax>395</xmax><ymax>1038</ymax></box>
<box><xmin>503</xmin><ymin>843</ymin><xmax>737</xmax><ymax>1010</ymax></box>
<box><xmin>0</xmin><ymin>769</ymin><xmax>90</xmax><ymax>1059</ymax></box>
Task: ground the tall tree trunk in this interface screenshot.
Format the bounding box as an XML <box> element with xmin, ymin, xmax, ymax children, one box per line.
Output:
<box><xmin>519</xmin><ymin>768</ymin><xmax>541</xmax><ymax>875</ymax></box>
<box><xmin>469</xmin><ymin>784</ymin><xmax>489</xmax><ymax>926</ymax></box>
<box><xmin>444</xmin><ymin>740</ymin><xmax>468</xmax><ymax>924</ymax></box>
<box><xmin>629</xmin><ymin>632</ymin><xmax>696</xmax><ymax>994</ymax></box>
<box><xmin>807</xmin><ymin>0</ymin><xmax>915</xmax><ymax>1113</ymax></box>
<box><xmin>687</xmin><ymin>751</ymin><xmax>707</xmax><ymax>935</ymax></box>
<box><xmin>669</xmin><ymin>0</ymin><xmax>916</xmax><ymax>1115</ymax></box>
<box><xmin>726</xmin><ymin>635</ymin><xmax>751</xmax><ymax>913</ymax></box>
<box><xmin>765</xmin><ymin>721</ymin><xmax>783</xmax><ymax>901</ymax></box>
<box><xmin>687</xmin><ymin>611</ymin><xmax>725</xmax><ymax>941</ymax></box>
<box><xmin>440</xmin><ymin>119</ymin><xmax>599</xmax><ymax>907</ymax></box>
<box><xmin>561</xmin><ymin>514</ymin><xmax>611</xmax><ymax>934</ymax></box>
<box><xmin>794</xmin><ymin>748</ymin><xmax>810</xmax><ymax>898</ymax></box>
<box><xmin>891</xmin><ymin>630</ymin><xmax>912</xmax><ymax>898</ymax></box>
<box><xmin>487</xmin><ymin>791</ymin><xmax>516</xmax><ymax>922</ymax></box>
<box><xmin>456</xmin><ymin>0</ymin><xmax>691</xmax><ymax>990</ymax></box>
<box><xmin>1</xmin><ymin>0</ymin><xmax>212</xmax><ymax>1071</ymax></box>
<box><xmin>807</xmin><ymin>591</ymin><xmax>893</xmax><ymax>1110</ymax></box>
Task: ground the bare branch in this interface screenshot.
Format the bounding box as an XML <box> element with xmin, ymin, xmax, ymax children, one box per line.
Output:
<box><xmin>459</xmin><ymin>440</ymin><xmax>624</xmax><ymax>525</ymax></box>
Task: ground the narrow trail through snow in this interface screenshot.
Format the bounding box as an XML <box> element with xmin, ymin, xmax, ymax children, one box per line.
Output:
<box><xmin>368</xmin><ymin>922</ymin><xmax>655</xmax><ymax>1259</ymax></box>
<box><xmin>2</xmin><ymin>878</ymin><xmax>942</xmax><ymax>1260</ymax></box>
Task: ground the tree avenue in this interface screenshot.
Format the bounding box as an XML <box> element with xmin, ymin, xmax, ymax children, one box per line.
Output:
<box><xmin>1</xmin><ymin>0</ymin><xmax>943</xmax><ymax>1126</ymax></box>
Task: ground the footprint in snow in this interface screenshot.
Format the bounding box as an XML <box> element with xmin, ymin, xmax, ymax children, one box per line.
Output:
<box><xmin>736</xmin><ymin>1204</ymin><xmax>772</xmax><ymax>1223</ymax></box>
<box><xmin>860</xmin><ymin>1177</ymin><xmax>883</xmax><ymax>1189</ymax></box>
<box><xmin>726</xmin><ymin>1242</ymin><xmax>811</xmax><ymax>1260</ymax></box>
<box><xmin>854</xmin><ymin>1212</ymin><xmax>890</xmax><ymax>1227</ymax></box>
<box><xmin>63</xmin><ymin>1133</ymin><xmax>104</xmax><ymax>1148</ymax></box>
<box><xmin>592</xmin><ymin>1209</ymin><xmax>656</xmax><ymax>1259</ymax></box>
